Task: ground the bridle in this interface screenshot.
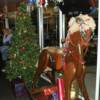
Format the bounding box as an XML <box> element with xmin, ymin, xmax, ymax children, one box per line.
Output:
<box><xmin>77</xmin><ymin>17</ymin><xmax>95</xmax><ymax>41</ymax></box>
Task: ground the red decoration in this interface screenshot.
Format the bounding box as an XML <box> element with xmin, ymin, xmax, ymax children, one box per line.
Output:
<box><xmin>19</xmin><ymin>47</ymin><xmax>26</xmax><ymax>52</ymax></box>
<box><xmin>43</xmin><ymin>85</ymin><xmax>58</xmax><ymax>96</ymax></box>
<box><xmin>39</xmin><ymin>0</ymin><xmax>45</xmax><ymax>5</ymax></box>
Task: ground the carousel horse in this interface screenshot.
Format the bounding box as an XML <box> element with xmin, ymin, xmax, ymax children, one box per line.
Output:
<box><xmin>32</xmin><ymin>14</ymin><xmax>96</xmax><ymax>100</ymax></box>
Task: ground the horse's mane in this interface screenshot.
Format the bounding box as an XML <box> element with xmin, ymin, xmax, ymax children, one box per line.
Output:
<box><xmin>65</xmin><ymin>14</ymin><xmax>96</xmax><ymax>46</ymax></box>
<box><xmin>68</xmin><ymin>14</ymin><xmax>96</xmax><ymax>33</ymax></box>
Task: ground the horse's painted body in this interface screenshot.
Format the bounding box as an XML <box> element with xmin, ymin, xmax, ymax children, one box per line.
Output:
<box><xmin>32</xmin><ymin>14</ymin><xmax>96</xmax><ymax>100</ymax></box>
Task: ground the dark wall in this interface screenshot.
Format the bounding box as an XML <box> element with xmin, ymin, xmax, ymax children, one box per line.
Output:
<box><xmin>59</xmin><ymin>0</ymin><xmax>93</xmax><ymax>15</ymax></box>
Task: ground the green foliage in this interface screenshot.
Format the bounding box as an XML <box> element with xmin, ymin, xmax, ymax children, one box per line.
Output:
<box><xmin>18</xmin><ymin>2</ymin><xmax>27</xmax><ymax>13</ymax></box>
<box><xmin>5</xmin><ymin>2</ymin><xmax>40</xmax><ymax>87</ymax></box>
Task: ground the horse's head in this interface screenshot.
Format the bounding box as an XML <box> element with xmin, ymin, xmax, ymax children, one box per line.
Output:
<box><xmin>65</xmin><ymin>14</ymin><xmax>96</xmax><ymax>47</ymax></box>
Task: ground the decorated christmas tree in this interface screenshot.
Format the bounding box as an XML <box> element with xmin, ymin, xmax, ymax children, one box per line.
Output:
<box><xmin>5</xmin><ymin>2</ymin><xmax>40</xmax><ymax>87</ymax></box>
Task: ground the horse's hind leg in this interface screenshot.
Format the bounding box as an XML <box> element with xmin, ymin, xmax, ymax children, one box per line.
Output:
<box><xmin>63</xmin><ymin>62</ymin><xmax>76</xmax><ymax>100</ymax></box>
<box><xmin>32</xmin><ymin>50</ymin><xmax>49</xmax><ymax>87</ymax></box>
<box><xmin>77</xmin><ymin>65</ymin><xmax>89</xmax><ymax>100</ymax></box>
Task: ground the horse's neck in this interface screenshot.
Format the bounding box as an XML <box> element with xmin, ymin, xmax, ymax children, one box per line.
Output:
<box><xmin>65</xmin><ymin>31</ymin><xmax>81</xmax><ymax>49</ymax></box>
<box><xmin>66</xmin><ymin>31</ymin><xmax>85</xmax><ymax>57</ymax></box>
<box><xmin>70</xmin><ymin>31</ymin><xmax>81</xmax><ymax>44</ymax></box>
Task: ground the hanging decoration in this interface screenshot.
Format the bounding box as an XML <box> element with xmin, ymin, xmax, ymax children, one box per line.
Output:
<box><xmin>29</xmin><ymin>0</ymin><xmax>36</xmax><ymax>4</ymax></box>
<box><xmin>27</xmin><ymin>0</ymin><xmax>37</xmax><ymax>15</ymax></box>
<box><xmin>37</xmin><ymin>0</ymin><xmax>48</xmax><ymax>7</ymax></box>
<box><xmin>39</xmin><ymin>0</ymin><xmax>45</xmax><ymax>6</ymax></box>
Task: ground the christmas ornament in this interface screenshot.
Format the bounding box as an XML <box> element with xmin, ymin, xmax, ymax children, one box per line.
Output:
<box><xmin>19</xmin><ymin>47</ymin><xmax>26</xmax><ymax>53</ymax></box>
<box><xmin>39</xmin><ymin>0</ymin><xmax>45</xmax><ymax>6</ymax></box>
<box><xmin>37</xmin><ymin>0</ymin><xmax>48</xmax><ymax>7</ymax></box>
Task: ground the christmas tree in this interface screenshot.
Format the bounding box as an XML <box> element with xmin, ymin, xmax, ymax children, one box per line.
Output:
<box><xmin>5</xmin><ymin>2</ymin><xmax>40</xmax><ymax>87</ymax></box>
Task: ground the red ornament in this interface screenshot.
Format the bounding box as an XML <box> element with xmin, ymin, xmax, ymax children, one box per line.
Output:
<box><xmin>19</xmin><ymin>47</ymin><xmax>26</xmax><ymax>52</ymax></box>
<box><xmin>43</xmin><ymin>85</ymin><xmax>58</xmax><ymax>96</ymax></box>
<box><xmin>39</xmin><ymin>0</ymin><xmax>45</xmax><ymax>5</ymax></box>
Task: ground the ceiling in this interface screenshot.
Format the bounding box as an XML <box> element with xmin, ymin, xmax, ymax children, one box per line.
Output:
<box><xmin>0</xmin><ymin>0</ymin><xmax>98</xmax><ymax>12</ymax></box>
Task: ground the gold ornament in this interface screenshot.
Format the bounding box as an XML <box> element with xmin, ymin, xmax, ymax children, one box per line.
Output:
<box><xmin>70</xmin><ymin>80</ymin><xmax>79</xmax><ymax>100</ymax></box>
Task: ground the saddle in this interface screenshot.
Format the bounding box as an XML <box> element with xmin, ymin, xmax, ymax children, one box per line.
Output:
<box><xmin>44</xmin><ymin>47</ymin><xmax>64</xmax><ymax>55</ymax></box>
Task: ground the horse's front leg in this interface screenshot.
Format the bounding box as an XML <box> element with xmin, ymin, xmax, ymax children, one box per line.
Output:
<box><xmin>77</xmin><ymin>65</ymin><xmax>89</xmax><ymax>100</ymax></box>
<box><xmin>32</xmin><ymin>50</ymin><xmax>49</xmax><ymax>87</ymax></box>
<box><xmin>63</xmin><ymin>62</ymin><xmax>76</xmax><ymax>100</ymax></box>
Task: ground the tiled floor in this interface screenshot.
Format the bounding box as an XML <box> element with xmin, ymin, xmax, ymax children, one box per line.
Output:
<box><xmin>0</xmin><ymin>65</ymin><xmax>97</xmax><ymax>100</ymax></box>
